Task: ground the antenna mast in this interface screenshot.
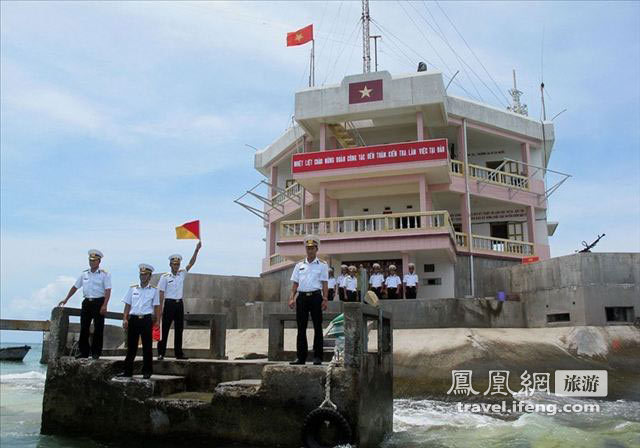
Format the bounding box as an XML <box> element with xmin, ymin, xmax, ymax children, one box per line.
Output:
<box><xmin>507</xmin><ymin>69</ymin><xmax>528</xmax><ymax>116</ymax></box>
<box><xmin>362</xmin><ymin>0</ymin><xmax>371</xmax><ymax>73</ymax></box>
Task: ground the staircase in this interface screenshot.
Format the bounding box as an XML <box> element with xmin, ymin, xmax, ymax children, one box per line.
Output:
<box><xmin>328</xmin><ymin>123</ymin><xmax>358</xmax><ymax>149</ymax></box>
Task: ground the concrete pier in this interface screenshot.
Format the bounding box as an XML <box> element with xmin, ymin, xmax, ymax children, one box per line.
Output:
<box><xmin>41</xmin><ymin>303</ymin><xmax>394</xmax><ymax>447</ymax></box>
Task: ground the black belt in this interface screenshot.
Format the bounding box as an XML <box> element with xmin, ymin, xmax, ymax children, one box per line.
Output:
<box><xmin>164</xmin><ymin>298</ymin><xmax>181</xmax><ymax>301</ymax></box>
<box><xmin>299</xmin><ymin>290</ymin><xmax>321</xmax><ymax>297</ymax></box>
<box><xmin>130</xmin><ymin>314</ymin><xmax>152</xmax><ymax>318</ymax></box>
<box><xmin>406</xmin><ymin>286</ymin><xmax>417</xmax><ymax>288</ymax></box>
<box><xmin>84</xmin><ymin>297</ymin><xmax>104</xmax><ymax>301</ymax></box>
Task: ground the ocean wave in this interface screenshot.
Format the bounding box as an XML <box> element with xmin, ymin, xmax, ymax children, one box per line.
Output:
<box><xmin>0</xmin><ymin>371</ymin><xmax>46</xmax><ymax>382</ymax></box>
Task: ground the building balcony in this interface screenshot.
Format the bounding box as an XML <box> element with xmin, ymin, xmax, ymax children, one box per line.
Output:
<box><xmin>450</xmin><ymin>160</ymin><xmax>530</xmax><ymax>190</ymax></box>
<box><xmin>277</xmin><ymin>210</ymin><xmax>458</xmax><ymax>260</ymax></box>
<box><xmin>455</xmin><ymin>232</ymin><xmax>535</xmax><ymax>257</ymax></box>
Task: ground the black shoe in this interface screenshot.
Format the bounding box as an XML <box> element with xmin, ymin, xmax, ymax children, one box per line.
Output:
<box><xmin>289</xmin><ymin>359</ymin><xmax>305</xmax><ymax>365</ymax></box>
<box><xmin>91</xmin><ymin>354</ymin><xmax>100</xmax><ymax>360</ymax></box>
<box><xmin>313</xmin><ymin>358</ymin><xmax>322</xmax><ymax>365</ymax></box>
<box><xmin>116</xmin><ymin>372</ymin><xmax>132</xmax><ymax>378</ymax></box>
<box><xmin>75</xmin><ymin>353</ymin><xmax>89</xmax><ymax>359</ymax></box>
<box><xmin>157</xmin><ymin>355</ymin><xmax>164</xmax><ymax>361</ymax></box>
<box><xmin>175</xmin><ymin>355</ymin><xmax>189</xmax><ymax>360</ymax></box>
<box><xmin>143</xmin><ymin>373</ymin><xmax>151</xmax><ymax>379</ymax></box>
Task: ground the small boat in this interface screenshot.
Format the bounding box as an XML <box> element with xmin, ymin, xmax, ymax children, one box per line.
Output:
<box><xmin>0</xmin><ymin>345</ymin><xmax>31</xmax><ymax>361</ymax></box>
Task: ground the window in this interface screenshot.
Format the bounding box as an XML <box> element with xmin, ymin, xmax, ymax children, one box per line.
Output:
<box><xmin>508</xmin><ymin>222</ymin><xmax>524</xmax><ymax>241</ymax></box>
<box><xmin>453</xmin><ymin>224</ymin><xmax>462</xmax><ymax>232</ymax></box>
<box><xmin>490</xmin><ymin>223</ymin><xmax>509</xmax><ymax>239</ymax></box>
<box><xmin>605</xmin><ymin>307</ymin><xmax>635</xmax><ymax>323</ymax></box>
<box><xmin>546</xmin><ymin>313</ymin><xmax>570</xmax><ymax>323</ymax></box>
<box><xmin>285</xmin><ymin>179</ymin><xmax>296</xmax><ymax>188</ymax></box>
<box><xmin>424</xmin><ymin>264</ymin><xmax>435</xmax><ymax>273</ymax></box>
<box><xmin>425</xmin><ymin>278</ymin><xmax>442</xmax><ymax>286</ymax></box>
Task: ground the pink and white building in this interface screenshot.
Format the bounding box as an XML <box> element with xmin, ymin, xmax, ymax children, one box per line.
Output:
<box><xmin>253</xmin><ymin>70</ymin><xmax>557</xmax><ymax>299</ymax></box>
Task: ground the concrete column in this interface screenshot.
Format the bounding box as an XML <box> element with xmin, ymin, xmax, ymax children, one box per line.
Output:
<box><xmin>320</xmin><ymin>123</ymin><xmax>327</xmax><ymax>152</ymax></box>
<box><xmin>401</xmin><ymin>253</ymin><xmax>410</xmax><ymax>299</ymax></box>
<box><xmin>460</xmin><ymin>194</ymin><xmax>471</xmax><ymax>248</ymax></box>
<box><xmin>457</xmin><ymin>125</ymin><xmax>466</xmax><ymax>162</ymax></box>
<box><xmin>319</xmin><ymin>187</ymin><xmax>326</xmax><ymax>218</ymax></box>
<box><xmin>526</xmin><ymin>206</ymin><xmax>536</xmax><ymax>244</ymax></box>
<box><xmin>304</xmin><ymin>136</ymin><xmax>313</xmax><ymax>152</ymax></box>
<box><xmin>419</xmin><ymin>177</ymin><xmax>433</xmax><ymax>212</ymax></box>
<box><xmin>270</xmin><ymin>165</ymin><xmax>278</xmax><ymax>198</ymax></box>
<box><xmin>329</xmin><ymin>198</ymin><xmax>338</xmax><ymax>217</ymax></box>
<box><xmin>416</xmin><ymin>111</ymin><xmax>425</xmax><ymax>140</ymax></box>
<box><xmin>268</xmin><ymin>223</ymin><xmax>277</xmax><ymax>255</ymax></box>
<box><xmin>520</xmin><ymin>142</ymin><xmax>530</xmax><ymax>176</ymax></box>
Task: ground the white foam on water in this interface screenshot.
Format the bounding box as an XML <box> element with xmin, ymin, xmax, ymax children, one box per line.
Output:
<box><xmin>0</xmin><ymin>371</ymin><xmax>46</xmax><ymax>382</ymax></box>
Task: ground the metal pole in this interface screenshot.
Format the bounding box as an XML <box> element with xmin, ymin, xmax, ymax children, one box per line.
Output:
<box><xmin>362</xmin><ymin>0</ymin><xmax>371</xmax><ymax>73</ymax></box>
<box><xmin>371</xmin><ymin>35</ymin><xmax>381</xmax><ymax>72</ymax></box>
<box><xmin>462</xmin><ymin>119</ymin><xmax>475</xmax><ymax>297</ymax></box>
<box><xmin>311</xmin><ymin>39</ymin><xmax>315</xmax><ymax>87</ymax></box>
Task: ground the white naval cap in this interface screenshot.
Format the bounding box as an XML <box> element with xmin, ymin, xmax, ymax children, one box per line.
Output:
<box><xmin>372</xmin><ymin>263</ymin><xmax>381</xmax><ymax>269</ymax></box>
<box><xmin>88</xmin><ymin>249</ymin><xmax>103</xmax><ymax>260</ymax></box>
<box><xmin>348</xmin><ymin>265</ymin><xmax>357</xmax><ymax>272</ymax></box>
<box><xmin>138</xmin><ymin>263</ymin><xmax>154</xmax><ymax>274</ymax></box>
<box><xmin>341</xmin><ymin>264</ymin><xmax>348</xmax><ymax>269</ymax></box>
<box><xmin>329</xmin><ymin>267</ymin><xmax>334</xmax><ymax>272</ymax></box>
<box><xmin>408</xmin><ymin>262</ymin><xmax>415</xmax><ymax>267</ymax></box>
<box><xmin>389</xmin><ymin>264</ymin><xmax>397</xmax><ymax>270</ymax></box>
<box><xmin>304</xmin><ymin>234</ymin><xmax>320</xmax><ymax>247</ymax></box>
<box><xmin>168</xmin><ymin>254</ymin><xmax>183</xmax><ymax>262</ymax></box>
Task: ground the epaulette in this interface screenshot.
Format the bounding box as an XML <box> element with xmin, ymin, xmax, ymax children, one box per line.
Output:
<box><xmin>161</xmin><ymin>272</ymin><xmax>170</xmax><ymax>277</ymax></box>
<box><xmin>83</xmin><ymin>269</ymin><xmax>89</xmax><ymax>272</ymax></box>
<box><xmin>100</xmin><ymin>269</ymin><xmax>108</xmax><ymax>274</ymax></box>
<box><xmin>130</xmin><ymin>283</ymin><xmax>138</xmax><ymax>288</ymax></box>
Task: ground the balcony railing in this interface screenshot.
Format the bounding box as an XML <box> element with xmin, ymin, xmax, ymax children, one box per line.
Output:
<box><xmin>272</xmin><ymin>182</ymin><xmax>302</xmax><ymax>205</ymax></box>
<box><xmin>467</xmin><ymin>164</ymin><xmax>529</xmax><ymax>189</ymax></box>
<box><xmin>269</xmin><ymin>253</ymin><xmax>286</xmax><ymax>266</ymax></box>
<box><xmin>281</xmin><ymin>210</ymin><xmax>455</xmax><ymax>241</ymax></box>
<box><xmin>449</xmin><ymin>161</ymin><xmax>529</xmax><ymax>190</ymax></box>
<box><xmin>472</xmin><ymin>235</ymin><xmax>534</xmax><ymax>256</ymax></box>
<box><xmin>455</xmin><ymin>232</ymin><xmax>468</xmax><ymax>248</ymax></box>
<box><xmin>451</xmin><ymin>160</ymin><xmax>464</xmax><ymax>175</ymax></box>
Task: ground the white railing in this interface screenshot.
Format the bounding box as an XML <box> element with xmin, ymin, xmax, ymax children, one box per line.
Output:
<box><xmin>451</xmin><ymin>160</ymin><xmax>464</xmax><ymax>175</ymax></box>
<box><xmin>467</xmin><ymin>164</ymin><xmax>529</xmax><ymax>190</ymax></box>
<box><xmin>272</xmin><ymin>182</ymin><xmax>302</xmax><ymax>205</ymax></box>
<box><xmin>471</xmin><ymin>235</ymin><xmax>535</xmax><ymax>256</ymax></box>
<box><xmin>280</xmin><ymin>210</ymin><xmax>454</xmax><ymax>239</ymax></box>
<box><xmin>455</xmin><ymin>232</ymin><xmax>468</xmax><ymax>248</ymax></box>
<box><xmin>269</xmin><ymin>253</ymin><xmax>286</xmax><ymax>266</ymax></box>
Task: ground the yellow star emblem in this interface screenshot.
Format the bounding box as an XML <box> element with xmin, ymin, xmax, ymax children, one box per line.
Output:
<box><xmin>295</xmin><ymin>33</ymin><xmax>303</xmax><ymax>42</ymax></box>
<box><xmin>359</xmin><ymin>85</ymin><xmax>373</xmax><ymax>98</ymax></box>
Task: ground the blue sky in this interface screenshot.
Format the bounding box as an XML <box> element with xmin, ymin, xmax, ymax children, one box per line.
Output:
<box><xmin>2</xmin><ymin>1</ymin><xmax>639</xmax><ymax>342</ymax></box>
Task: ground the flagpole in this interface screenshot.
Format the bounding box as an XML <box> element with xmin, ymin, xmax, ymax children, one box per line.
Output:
<box><xmin>309</xmin><ymin>39</ymin><xmax>316</xmax><ymax>87</ymax></box>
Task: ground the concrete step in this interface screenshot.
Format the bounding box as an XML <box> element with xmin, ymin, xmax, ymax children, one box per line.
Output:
<box><xmin>163</xmin><ymin>391</ymin><xmax>214</xmax><ymax>402</ymax></box>
<box><xmin>138</xmin><ymin>374</ymin><xmax>187</xmax><ymax>397</ymax></box>
<box><xmin>214</xmin><ymin>379</ymin><xmax>262</xmax><ymax>398</ymax></box>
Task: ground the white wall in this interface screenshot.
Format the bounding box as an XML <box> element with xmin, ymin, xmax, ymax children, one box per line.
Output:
<box><xmin>535</xmin><ymin>208</ymin><xmax>549</xmax><ymax>245</ymax></box>
<box><xmin>339</xmin><ymin>194</ymin><xmax>419</xmax><ymax>217</ymax></box>
<box><xmin>529</xmin><ymin>147</ymin><xmax>544</xmax><ymax>181</ymax></box>
<box><xmin>414</xmin><ymin>252</ymin><xmax>455</xmax><ymax>299</ymax></box>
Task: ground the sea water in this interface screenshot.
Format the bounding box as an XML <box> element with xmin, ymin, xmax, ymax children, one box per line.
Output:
<box><xmin>1</xmin><ymin>341</ymin><xmax>639</xmax><ymax>447</ymax></box>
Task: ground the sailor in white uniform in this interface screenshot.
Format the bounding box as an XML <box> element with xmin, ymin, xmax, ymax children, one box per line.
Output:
<box><xmin>384</xmin><ymin>265</ymin><xmax>402</xmax><ymax>300</ymax></box>
<box><xmin>156</xmin><ymin>241</ymin><xmax>201</xmax><ymax>360</ymax></box>
<box><xmin>59</xmin><ymin>249</ymin><xmax>112</xmax><ymax>359</ymax></box>
<box><xmin>368</xmin><ymin>263</ymin><xmax>384</xmax><ymax>299</ymax></box>
<box><xmin>403</xmin><ymin>263</ymin><xmax>419</xmax><ymax>299</ymax></box>
<box><xmin>337</xmin><ymin>264</ymin><xmax>348</xmax><ymax>301</ymax></box>
<box><xmin>288</xmin><ymin>235</ymin><xmax>328</xmax><ymax>365</ymax></box>
<box><xmin>327</xmin><ymin>268</ymin><xmax>337</xmax><ymax>301</ymax></box>
<box><xmin>121</xmin><ymin>264</ymin><xmax>161</xmax><ymax>379</ymax></box>
<box><xmin>345</xmin><ymin>265</ymin><xmax>359</xmax><ymax>302</ymax></box>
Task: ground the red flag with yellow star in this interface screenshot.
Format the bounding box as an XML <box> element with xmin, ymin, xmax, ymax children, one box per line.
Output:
<box><xmin>287</xmin><ymin>24</ymin><xmax>313</xmax><ymax>47</ymax></box>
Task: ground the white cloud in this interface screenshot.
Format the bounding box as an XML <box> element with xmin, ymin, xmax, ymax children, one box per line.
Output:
<box><xmin>6</xmin><ymin>276</ymin><xmax>75</xmax><ymax>319</ymax></box>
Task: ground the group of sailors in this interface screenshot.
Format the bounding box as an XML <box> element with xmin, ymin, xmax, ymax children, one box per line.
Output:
<box><xmin>328</xmin><ymin>262</ymin><xmax>420</xmax><ymax>301</ymax></box>
<box><xmin>58</xmin><ymin>243</ymin><xmax>201</xmax><ymax>379</ymax></box>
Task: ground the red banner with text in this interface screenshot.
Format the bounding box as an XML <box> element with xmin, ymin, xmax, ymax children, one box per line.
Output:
<box><xmin>291</xmin><ymin>138</ymin><xmax>448</xmax><ymax>173</ymax></box>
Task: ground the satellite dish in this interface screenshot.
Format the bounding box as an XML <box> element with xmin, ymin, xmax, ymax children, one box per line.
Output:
<box><xmin>417</xmin><ymin>62</ymin><xmax>427</xmax><ymax>72</ymax></box>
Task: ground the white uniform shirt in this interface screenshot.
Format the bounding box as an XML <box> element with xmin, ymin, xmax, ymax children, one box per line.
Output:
<box><xmin>345</xmin><ymin>275</ymin><xmax>358</xmax><ymax>292</ymax></box>
<box><xmin>157</xmin><ymin>270</ymin><xmax>187</xmax><ymax>299</ymax></box>
<box><xmin>74</xmin><ymin>269</ymin><xmax>111</xmax><ymax>298</ymax></box>
<box><xmin>290</xmin><ymin>258</ymin><xmax>329</xmax><ymax>292</ymax></box>
<box><xmin>123</xmin><ymin>284</ymin><xmax>160</xmax><ymax>316</ymax></box>
<box><xmin>337</xmin><ymin>274</ymin><xmax>347</xmax><ymax>288</ymax></box>
<box><xmin>328</xmin><ymin>277</ymin><xmax>337</xmax><ymax>289</ymax></box>
<box><xmin>385</xmin><ymin>275</ymin><xmax>402</xmax><ymax>289</ymax></box>
<box><xmin>369</xmin><ymin>273</ymin><xmax>385</xmax><ymax>288</ymax></box>
<box><xmin>404</xmin><ymin>273</ymin><xmax>419</xmax><ymax>287</ymax></box>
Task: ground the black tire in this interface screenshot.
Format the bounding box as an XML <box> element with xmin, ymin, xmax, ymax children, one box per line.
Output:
<box><xmin>302</xmin><ymin>407</ymin><xmax>352</xmax><ymax>448</ymax></box>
